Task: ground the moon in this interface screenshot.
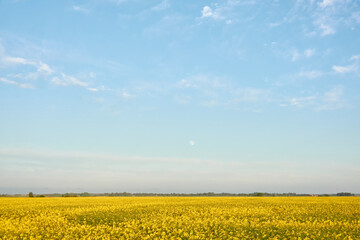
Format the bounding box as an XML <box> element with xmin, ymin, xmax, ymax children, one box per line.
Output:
<box><xmin>189</xmin><ymin>140</ymin><xmax>195</xmax><ymax>146</ymax></box>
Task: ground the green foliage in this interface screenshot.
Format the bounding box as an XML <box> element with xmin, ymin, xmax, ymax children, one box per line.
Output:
<box><xmin>62</xmin><ymin>193</ymin><xmax>79</xmax><ymax>197</ymax></box>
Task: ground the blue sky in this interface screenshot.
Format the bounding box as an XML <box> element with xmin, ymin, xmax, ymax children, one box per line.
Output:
<box><xmin>1</xmin><ymin>0</ymin><xmax>360</xmax><ymax>194</ymax></box>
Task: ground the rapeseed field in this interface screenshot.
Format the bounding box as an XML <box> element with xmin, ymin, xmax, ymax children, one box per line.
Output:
<box><xmin>0</xmin><ymin>197</ymin><xmax>359</xmax><ymax>239</ymax></box>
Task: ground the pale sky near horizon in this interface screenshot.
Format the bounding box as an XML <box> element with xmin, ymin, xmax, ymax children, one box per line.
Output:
<box><xmin>0</xmin><ymin>0</ymin><xmax>360</xmax><ymax>194</ymax></box>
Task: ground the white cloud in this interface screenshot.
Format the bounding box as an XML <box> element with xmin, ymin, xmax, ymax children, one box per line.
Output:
<box><xmin>323</xmin><ymin>85</ymin><xmax>343</xmax><ymax>103</ymax></box>
<box><xmin>89</xmin><ymin>72</ymin><xmax>96</xmax><ymax>78</ymax></box>
<box><xmin>1</xmin><ymin>50</ymin><xmax>54</xmax><ymax>81</ymax></box>
<box><xmin>61</xmin><ymin>73</ymin><xmax>87</xmax><ymax>87</ymax></box>
<box><xmin>121</xmin><ymin>91</ymin><xmax>134</xmax><ymax>99</ymax></box>
<box><xmin>308</xmin><ymin>0</ymin><xmax>360</xmax><ymax>38</ymax></box>
<box><xmin>72</xmin><ymin>5</ymin><xmax>90</xmax><ymax>13</ymax></box>
<box><xmin>240</xmin><ymin>88</ymin><xmax>269</xmax><ymax>102</ymax></box>
<box><xmin>298</xmin><ymin>70</ymin><xmax>323</xmax><ymax>79</ymax></box>
<box><xmin>319</xmin><ymin>24</ymin><xmax>335</xmax><ymax>36</ymax></box>
<box><xmin>51</xmin><ymin>77</ymin><xmax>67</xmax><ymax>86</ymax></box>
<box><xmin>270</xmin><ymin>45</ymin><xmax>318</xmax><ymax>62</ymax></box>
<box><xmin>189</xmin><ymin>140</ymin><xmax>195</xmax><ymax>146</ymax></box>
<box><xmin>332</xmin><ymin>64</ymin><xmax>357</xmax><ymax>73</ymax></box>
<box><xmin>352</xmin><ymin>11</ymin><xmax>360</xmax><ymax>24</ymax></box>
<box><xmin>289</xmin><ymin>96</ymin><xmax>316</xmax><ymax>107</ymax></box>
<box><xmin>269</xmin><ymin>22</ymin><xmax>281</xmax><ymax>28</ymax></box>
<box><xmin>227</xmin><ymin>0</ymin><xmax>256</xmax><ymax>6</ymax></box>
<box><xmin>332</xmin><ymin>55</ymin><xmax>359</xmax><ymax>74</ymax></box>
<box><xmin>3</xmin><ymin>56</ymin><xmax>36</xmax><ymax>65</ymax></box>
<box><xmin>87</xmin><ymin>88</ymin><xmax>99</xmax><ymax>92</ymax></box>
<box><xmin>317</xmin><ymin>86</ymin><xmax>345</xmax><ymax>110</ymax></box>
<box><xmin>38</xmin><ymin>62</ymin><xmax>53</xmax><ymax>74</ymax></box>
<box><xmin>350</xmin><ymin>55</ymin><xmax>360</xmax><ymax>61</ymax></box>
<box><xmin>318</xmin><ymin>0</ymin><xmax>337</xmax><ymax>8</ymax></box>
<box><xmin>178</xmin><ymin>78</ymin><xmax>196</xmax><ymax>88</ymax></box>
<box><xmin>202</xmin><ymin>6</ymin><xmax>215</xmax><ymax>18</ymax></box>
<box><xmin>232</xmin><ymin>88</ymin><xmax>270</xmax><ymax>103</ymax></box>
<box><xmin>291</xmin><ymin>49</ymin><xmax>300</xmax><ymax>62</ymax></box>
<box><xmin>0</xmin><ymin>43</ymin><xmax>103</xmax><ymax>92</ymax></box>
<box><xmin>178</xmin><ymin>75</ymin><xmax>228</xmax><ymax>90</ymax></box>
<box><xmin>107</xmin><ymin>0</ymin><xmax>128</xmax><ymax>5</ymax></box>
<box><xmin>51</xmin><ymin>73</ymin><xmax>88</xmax><ymax>87</ymax></box>
<box><xmin>283</xmin><ymin>86</ymin><xmax>345</xmax><ymax>111</ymax></box>
<box><xmin>177</xmin><ymin>75</ymin><xmax>271</xmax><ymax>109</ymax></box>
<box><xmin>152</xmin><ymin>0</ymin><xmax>170</xmax><ymax>11</ymax></box>
<box><xmin>99</xmin><ymin>85</ymin><xmax>112</xmax><ymax>91</ymax></box>
<box><xmin>199</xmin><ymin>2</ymin><xmax>239</xmax><ymax>23</ymax></box>
<box><xmin>0</xmin><ymin>77</ymin><xmax>34</xmax><ymax>89</ymax></box>
<box><xmin>304</xmin><ymin>48</ymin><xmax>315</xmax><ymax>58</ymax></box>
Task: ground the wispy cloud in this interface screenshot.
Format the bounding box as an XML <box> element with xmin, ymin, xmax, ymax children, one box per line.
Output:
<box><xmin>178</xmin><ymin>75</ymin><xmax>228</xmax><ymax>90</ymax></box>
<box><xmin>304</xmin><ymin>48</ymin><xmax>315</xmax><ymax>58</ymax></box>
<box><xmin>285</xmin><ymin>0</ymin><xmax>356</xmax><ymax>38</ymax></box>
<box><xmin>151</xmin><ymin>0</ymin><xmax>170</xmax><ymax>11</ymax></box>
<box><xmin>120</xmin><ymin>89</ymin><xmax>135</xmax><ymax>99</ymax></box>
<box><xmin>269</xmin><ymin>22</ymin><xmax>281</xmax><ymax>28</ymax></box>
<box><xmin>232</xmin><ymin>88</ymin><xmax>270</xmax><ymax>103</ymax></box>
<box><xmin>332</xmin><ymin>54</ymin><xmax>359</xmax><ymax>74</ymax></box>
<box><xmin>319</xmin><ymin>24</ymin><xmax>335</xmax><ymax>36</ymax></box>
<box><xmin>51</xmin><ymin>72</ymin><xmax>102</xmax><ymax>92</ymax></box>
<box><xmin>176</xmin><ymin>74</ymin><xmax>271</xmax><ymax>109</ymax></box>
<box><xmin>352</xmin><ymin>11</ymin><xmax>360</xmax><ymax>24</ymax></box>
<box><xmin>332</xmin><ymin>65</ymin><xmax>357</xmax><ymax>74</ymax></box>
<box><xmin>2</xmin><ymin>56</ymin><xmax>36</xmax><ymax>65</ymax></box>
<box><xmin>317</xmin><ymin>85</ymin><xmax>345</xmax><ymax>110</ymax></box>
<box><xmin>37</xmin><ymin>62</ymin><xmax>53</xmax><ymax>74</ymax></box>
<box><xmin>72</xmin><ymin>5</ymin><xmax>90</xmax><ymax>14</ymax></box>
<box><xmin>289</xmin><ymin>96</ymin><xmax>316</xmax><ymax>108</ymax></box>
<box><xmin>201</xmin><ymin>6</ymin><xmax>218</xmax><ymax>19</ymax></box>
<box><xmin>0</xmin><ymin>44</ymin><xmax>103</xmax><ymax>92</ymax></box>
<box><xmin>199</xmin><ymin>2</ymin><xmax>237</xmax><ymax>23</ymax></box>
<box><xmin>0</xmin><ymin>77</ymin><xmax>34</xmax><ymax>89</ymax></box>
<box><xmin>227</xmin><ymin>0</ymin><xmax>256</xmax><ymax>5</ymax></box>
<box><xmin>298</xmin><ymin>70</ymin><xmax>323</xmax><ymax>79</ymax></box>
<box><xmin>106</xmin><ymin>0</ymin><xmax>129</xmax><ymax>5</ymax></box>
<box><xmin>1</xmin><ymin>49</ymin><xmax>54</xmax><ymax>80</ymax></box>
<box><xmin>281</xmin><ymin>86</ymin><xmax>346</xmax><ymax>111</ymax></box>
<box><xmin>350</xmin><ymin>55</ymin><xmax>360</xmax><ymax>61</ymax></box>
<box><xmin>318</xmin><ymin>0</ymin><xmax>338</xmax><ymax>8</ymax></box>
<box><xmin>323</xmin><ymin>85</ymin><xmax>343</xmax><ymax>103</ymax></box>
<box><xmin>87</xmin><ymin>88</ymin><xmax>99</xmax><ymax>92</ymax></box>
<box><xmin>312</xmin><ymin>0</ymin><xmax>359</xmax><ymax>37</ymax></box>
<box><xmin>291</xmin><ymin>49</ymin><xmax>300</xmax><ymax>62</ymax></box>
<box><xmin>51</xmin><ymin>73</ymin><xmax>88</xmax><ymax>87</ymax></box>
<box><xmin>268</xmin><ymin>43</ymin><xmax>317</xmax><ymax>63</ymax></box>
<box><xmin>198</xmin><ymin>0</ymin><xmax>257</xmax><ymax>24</ymax></box>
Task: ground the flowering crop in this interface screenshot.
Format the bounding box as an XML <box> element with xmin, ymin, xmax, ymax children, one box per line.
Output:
<box><xmin>0</xmin><ymin>197</ymin><xmax>359</xmax><ymax>239</ymax></box>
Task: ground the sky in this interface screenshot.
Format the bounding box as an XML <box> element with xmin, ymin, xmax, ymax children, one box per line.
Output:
<box><xmin>0</xmin><ymin>0</ymin><xmax>360</xmax><ymax>194</ymax></box>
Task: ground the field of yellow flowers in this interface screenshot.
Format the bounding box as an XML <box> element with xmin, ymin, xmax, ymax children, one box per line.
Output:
<box><xmin>0</xmin><ymin>196</ymin><xmax>359</xmax><ymax>239</ymax></box>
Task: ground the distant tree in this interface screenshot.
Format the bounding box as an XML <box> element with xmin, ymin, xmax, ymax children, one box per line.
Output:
<box><xmin>337</xmin><ymin>192</ymin><xmax>353</xmax><ymax>196</ymax></box>
<box><xmin>28</xmin><ymin>192</ymin><xmax>34</xmax><ymax>197</ymax></box>
<box><xmin>62</xmin><ymin>193</ymin><xmax>79</xmax><ymax>197</ymax></box>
